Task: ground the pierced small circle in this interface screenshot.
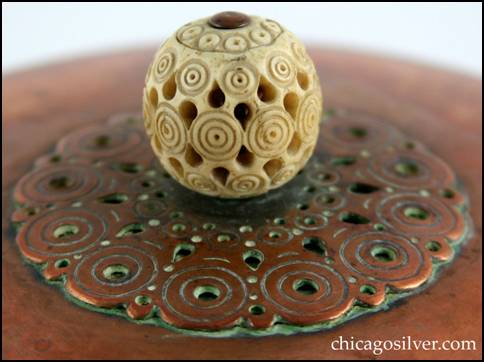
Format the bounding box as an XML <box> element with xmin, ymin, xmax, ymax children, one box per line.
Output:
<box><xmin>203</xmin><ymin>223</ymin><xmax>216</xmax><ymax>231</ymax></box>
<box><xmin>191</xmin><ymin>235</ymin><xmax>203</xmax><ymax>243</ymax></box>
<box><xmin>273</xmin><ymin>217</ymin><xmax>285</xmax><ymax>225</ymax></box>
<box><xmin>371</xmin><ymin>246</ymin><xmax>397</xmax><ymax>263</ymax></box>
<box><xmin>239</xmin><ymin>225</ymin><xmax>253</xmax><ymax>233</ymax></box>
<box><xmin>440</xmin><ymin>189</ymin><xmax>455</xmax><ymax>199</ymax></box>
<box><xmin>249</xmin><ymin>293</ymin><xmax>258</xmax><ymax>300</ymax></box>
<box><xmin>268</xmin><ymin>231</ymin><xmax>281</xmax><ymax>239</ymax></box>
<box><xmin>170</xmin><ymin>211</ymin><xmax>184</xmax><ymax>219</ymax></box>
<box><xmin>297</xmin><ymin>203</ymin><xmax>309</xmax><ymax>210</ymax></box>
<box><xmin>55</xmin><ymin>259</ymin><xmax>70</xmax><ymax>269</ymax></box>
<box><xmin>419</xmin><ymin>189</ymin><xmax>431</xmax><ymax>197</ymax></box>
<box><xmin>135</xmin><ymin>295</ymin><xmax>152</xmax><ymax>306</ymax></box>
<box><xmin>360</xmin><ymin>150</ymin><xmax>371</xmax><ymax>158</ymax></box>
<box><xmin>53</xmin><ymin>224</ymin><xmax>80</xmax><ymax>239</ymax></box>
<box><xmin>137</xmin><ymin>194</ymin><xmax>149</xmax><ymax>201</ymax></box>
<box><xmin>193</xmin><ymin>285</ymin><xmax>221</xmax><ymax>301</ymax></box>
<box><xmin>148</xmin><ymin>219</ymin><xmax>160</xmax><ymax>227</ymax></box>
<box><xmin>374</xmin><ymin>223</ymin><xmax>385</xmax><ymax>231</ymax></box>
<box><xmin>172</xmin><ymin>223</ymin><xmax>186</xmax><ymax>232</ymax></box>
<box><xmin>360</xmin><ymin>284</ymin><xmax>377</xmax><ymax>295</ymax></box>
<box><xmin>249</xmin><ymin>305</ymin><xmax>265</xmax><ymax>315</ymax></box>
<box><xmin>426</xmin><ymin>240</ymin><xmax>442</xmax><ymax>252</ymax></box>
<box><xmin>102</xmin><ymin>264</ymin><xmax>130</xmax><ymax>281</ymax></box>
<box><xmin>328</xmin><ymin>186</ymin><xmax>340</xmax><ymax>193</ymax></box>
<box><xmin>404</xmin><ymin>206</ymin><xmax>429</xmax><ymax>221</ymax></box>
<box><xmin>303</xmin><ymin>185</ymin><xmax>316</xmax><ymax>193</ymax></box>
<box><xmin>163</xmin><ymin>264</ymin><xmax>174</xmax><ymax>272</ymax></box>
<box><xmin>247</xmin><ymin>276</ymin><xmax>258</xmax><ymax>284</ymax></box>
<box><xmin>145</xmin><ymin>169</ymin><xmax>157</xmax><ymax>177</ymax></box>
<box><xmin>293</xmin><ymin>278</ymin><xmax>319</xmax><ymax>295</ymax></box>
<box><xmin>155</xmin><ymin>190</ymin><xmax>166</xmax><ymax>199</ymax></box>
<box><xmin>217</xmin><ymin>234</ymin><xmax>231</xmax><ymax>242</ymax></box>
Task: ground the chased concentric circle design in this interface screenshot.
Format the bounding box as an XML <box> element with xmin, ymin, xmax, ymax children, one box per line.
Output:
<box><xmin>161</xmin><ymin>266</ymin><xmax>248</xmax><ymax>328</ymax></box>
<box><xmin>261</xmin><ymin>260</ymin><xmax>351</xmax><ymax>323</ymax></box>
<box><xmin>11</xmin><ymin>111</ymin><xmax>471</xmax><ymax>336</ymax></box>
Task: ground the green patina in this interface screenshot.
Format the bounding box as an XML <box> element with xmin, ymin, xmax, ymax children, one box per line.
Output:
<box><xmin>19</xmin><ymin>218</ymin><xmax>471</xmax><ymax>338</ymax></box>
<box><xmin>10</xmin><ymin>112</ymin><xmax>474</xmax><ymax>337</ymax></box>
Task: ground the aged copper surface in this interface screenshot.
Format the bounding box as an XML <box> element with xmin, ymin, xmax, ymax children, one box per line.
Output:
<box><xmin>3</xmin><ymin>47</ymin><xmax>482</xmax><ymax>359</ymax></box>
<box><xmin>208</xmin><ymin>11</ymin><xmax>251</xmax><ymax>29</ymax></box>
<box><xmin>10</xmin><ymin>107</ymin><xmax>470</xmax><ymax>334</ymax></box>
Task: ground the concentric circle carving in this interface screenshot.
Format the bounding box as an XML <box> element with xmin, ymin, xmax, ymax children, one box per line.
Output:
<box><xmin>223</xmin><ymin>35</ymin><xmax>249</xmax><ymax>52</ymax></box>
<box><xmin>185</xmin><ymin>172</ymin><xmax>218</xmax><ymax>195</ymax></box>
<box><xmin>143</xmin><ymin>14</ymin><xmax>322</xmax><ymax>198</ymax></box>
<box><xmin>297</xmin><ymin>92</ymin><xmax>322</xmax><ymax>140</ymax></box>
<box><xmin>198</xmin><ymin>33</ymin><xmax>221</xmax><ymax>50</ymax></box>
<box><xmin>177</xmin><ymin>59</ymin><xmax>210</xmax><ymax>96</ymax></box>
<box><xmin>175</xmin><ymin>16</ymin><xmax>283</xmax><ymax>52</ymax></box>
<box><xmin>289</xmin><ymin>38</ymin><xmax>313</xmax><ymax>70</ymax></box>
<box><xmin>220</xmin><ymin>62</ymin><xmax>258</xmax><ymax>96</ymax></box>
<box><xmin>249</xmin><ymin>28</ymin><xmax>272</xmax><ymax>45</ymax></box>
<box><xmin>260</xmin><ymin>19</ymin><xmax>282</xmax><ymax>36</ymax></box>
<box><xmin>153</xmin><ymin>48</ymin><xmax>176</xmax><ymax>82</ymax></box>
<box><xmin>246</xmin><ymin>108</ymin><xmax>294</xmax><ymax>158</ymax></box>
<box><xmin>227</xmin><ymin>174</ymin><xmax>267</xmax><ymax>196</ymax></box>
<box><xmin>143</xmin><ymin>88</ymin><xmax>156</xmax><ymax>136</ymax></box>
<box><xmin>178</xmin><ymin>25</ymin><xmax>203</xmax><ymax>41</ymax></box>
<box><xmin>190</xmin><ymin>111</ymin><xmax>242</xmax><ymax>161</ymax></box>
<box><xmin>267</xmin><ymin>51</ymin><xmax>295</xmax><ymax>85</ymax></box>
<box><xmin>271</xmin><ymin>164</ymin><xmax>297</xmax><ymax>186</ymax></box>
<box><xmin>155</xmin><ymin>103</ymin><xmax>187</xmax><ymax>154</ymax></box>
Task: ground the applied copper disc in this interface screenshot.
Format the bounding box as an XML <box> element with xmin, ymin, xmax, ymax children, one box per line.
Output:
<box><xmin>11</xmin><ymin>110</ymin><xmax>471</xmax><ymax>336</ymax></box>
<box><xmin>208</xmin><ymin>11</ymin><xmax>251</xmax><ymax>29</ymax></box>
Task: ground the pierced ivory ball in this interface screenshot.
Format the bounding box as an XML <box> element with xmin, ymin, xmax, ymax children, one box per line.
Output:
<box><xmin>143</xmin><ymin>11</ymin><xmax>323</xmax><ymax>198</ymax></box>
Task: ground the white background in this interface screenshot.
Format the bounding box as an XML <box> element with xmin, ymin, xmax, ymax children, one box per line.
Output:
<box><xmin>2</xmin><ymin>2</ymin><xmax>482</xmax><ymax>77</ymax></box>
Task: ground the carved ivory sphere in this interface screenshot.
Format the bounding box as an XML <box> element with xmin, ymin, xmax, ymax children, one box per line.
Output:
<box><xmin>143</xmin><ymin>11</ymin><xmax>323</xmax><ymax>198</ymax></box>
